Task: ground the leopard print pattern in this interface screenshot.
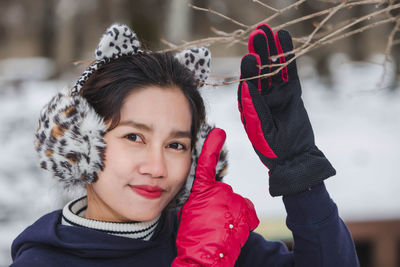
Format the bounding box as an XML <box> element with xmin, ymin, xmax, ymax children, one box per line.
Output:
<box><xmin>71</xmin><ymin>23</ymin><xmax>141</xmax><ymax>95</ymax></box>
<box><xmin>71</xmin><ymin>60</ymin><xmax>107</xmax><ymax>95</ymax></box>
<box><xmin>35</xmin><ymin>88</ymin><xmax>107</xmax><ymax>189</ymax></box>
<box><xmin>94</xmin><ymin>23</ymin><xmax>141</xmax><ymax>61</ymax></box>
<box><xmin>175</xmin><ymin>47</ymin><xmax>211</xmax><ymax>87</ymax></box>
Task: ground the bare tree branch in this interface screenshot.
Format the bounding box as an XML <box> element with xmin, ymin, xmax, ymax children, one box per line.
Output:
<box><xmin>158</xmin><ymin>0</ymin><xmax>400</xmax><ymax>88</ymax></box>
<box><xmin>251</xmin><ymin>0</ymin><xmax>279</xmax><ymax>12</ymax></box>
<box><xmin>273</xmin><ymin>0</ymin><xmax>383</xmax><ymax>31</ymax></box>
<box><xmin>160</xmin><ymin>38</ymin><xmax>177</xmax><ymax>48</ymax></box>
<box><xmin>252</xmin><ymin>0</ymin><xmax>307</xmax><ymax>27</ymax></box>
<box><xmin>298</xmin><ymin>1</ymin><xmax>346</xmax><ymax>52</ymax></box>
<box><xmin>187</xmin><ymin>3</ymin><xmax>249</xmax><ymax>28</ymax></box>
<box><xmin>269</xmin><ymin>3</ymin><xmax>400</xmax><ymax>61</ymax></box>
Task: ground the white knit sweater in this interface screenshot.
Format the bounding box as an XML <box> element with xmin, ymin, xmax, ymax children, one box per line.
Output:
<box><xmin>61</xmin><ymin>196</ymin><xmax>160</xmax><ymax>241</ymax></box>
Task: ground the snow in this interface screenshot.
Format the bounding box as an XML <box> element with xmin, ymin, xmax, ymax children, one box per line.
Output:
<box><xmin>0</xmin><ymin>55</ymin><xmax>399</xmax><ymax>266</ymax></box>
<box><xmin>0</xmin><ymin>57</ymin><xmax>55</xmax><ymax>82</ymax></box>
<box><xmin>205</xmin><ymin>54</ymin><xmax>400</xmax><ymax>222</ymax></box>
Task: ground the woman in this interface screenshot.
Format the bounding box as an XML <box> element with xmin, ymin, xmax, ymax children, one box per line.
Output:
<box><xmin>11</xmin><ymin>23</ymin><xmax>359</xmax><ymax>266</ymax></box>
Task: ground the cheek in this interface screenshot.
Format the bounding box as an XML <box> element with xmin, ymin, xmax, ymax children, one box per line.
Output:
<box><xmin>102</xmin><ymin>139</ymin><xmax>135</xmax><ymax>175</ymax></box>
<box><xmin>168</xmin><ymin>154</ymin><xmax>192</xmax><ymax>190</ymax></box>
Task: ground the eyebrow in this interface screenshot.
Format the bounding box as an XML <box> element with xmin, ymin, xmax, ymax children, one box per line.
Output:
<box><xmin>118</xmin><ymin>120</ymin><xmax>191</xmax><ymax>139</ymax></box>
<box><xmin>119</xmin><ymin>120</ymin><xmax>152</xmax><ymax>131</ymax></box>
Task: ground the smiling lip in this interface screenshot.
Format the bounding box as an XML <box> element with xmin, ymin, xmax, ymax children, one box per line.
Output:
<box><xmin>131</xmin><ymin>185</ymin><xmax>164</xmax><ymax>199</ymax></box>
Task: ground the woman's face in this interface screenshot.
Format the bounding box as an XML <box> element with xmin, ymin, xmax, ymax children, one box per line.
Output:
<box><xmin>86</xmin><ymin>86</ymin><xmax>192</xmax><ymax>222</ymax></box>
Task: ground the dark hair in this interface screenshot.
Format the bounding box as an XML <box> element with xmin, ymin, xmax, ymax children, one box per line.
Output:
<box><xmin>80</xmin><ymin>52</ymin><xmax>205</xmax><ymax>147</ymax></box>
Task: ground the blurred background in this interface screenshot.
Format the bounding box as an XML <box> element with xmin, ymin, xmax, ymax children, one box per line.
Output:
<box><xmin>0</xmin><ymin>0</ymin><xmax>399</xmax><ymax>266</ymax></box>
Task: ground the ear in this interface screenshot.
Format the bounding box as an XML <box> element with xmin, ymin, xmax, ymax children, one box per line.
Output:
<box><xmin>175</xmin><ymin>47</ymin><xmax>211</xmax><ymax>87</ymax></box>
<box><xmin>95</xmin><ymin>23</ymin><xmax>141</xmax><ymax>61</ymax></box>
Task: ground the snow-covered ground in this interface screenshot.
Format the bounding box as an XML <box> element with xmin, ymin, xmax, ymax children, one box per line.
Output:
<box><xmin>0</xmin><ymin>55</ymin><xmax>399</xmax><ymax>266</ymax></box>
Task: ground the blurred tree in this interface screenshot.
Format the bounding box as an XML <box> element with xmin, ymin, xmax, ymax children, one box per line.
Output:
<box><xmin>0</xmin><ymin>1</ymin><xmax>8</xmax><ymax>48</ymax></box>
<box><xmin>297</xmin><ymin>0</ymin><xmax>333</xmax><ymax>87</ymax></box>
<box><xmin>71</xmin><ymin>8</ymin><xmax>85</xmax><ymax>61</ymax></box>
<box><xmin>388</xmin><ymin>0</ymin><xmax>400</xmax><ymax>91</ymax></box>
<box><xmin>392</xmin><ymin>31</ymin><xmax>400</xmax><ymax>91</ymax></box>
<box><xmin>166</xmin><ymin>0</ymin><xmax>192</xmax><ymax>44</ymax></box>
<box><xmin>39</xmin><ymin>0</ymin><xmax>56</xmax><ymax>59</ymax></box>
<box><xmin>349</xmin><ymin>5</ymin><xmax>367</xmax><ymax>62</ymax></box>
<box><xmin>125</xmin><ymin>0</ymin><xmax>167</xmax><ymax>50</ymax></box>
<box><xmin>98</xmin><ymin>0</ymin><xmax>112</xmax><ymax>27</ymax></box>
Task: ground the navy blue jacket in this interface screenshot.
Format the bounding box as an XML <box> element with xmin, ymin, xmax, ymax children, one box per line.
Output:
<box><xmin>11</xmin><ymin>183</ymin><xmax>359</xmax><ymax>266</ymax></box>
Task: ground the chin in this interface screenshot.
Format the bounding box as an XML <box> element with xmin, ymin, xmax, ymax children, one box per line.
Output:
<box><xmin>128</xmin><ymin>209</ymin><xmax>162</xmax><ymax>222</ymax></box>
<box><xmin>137</xmin><ymin>214</ymin><xmax>159</xmax><ymax>222</ymax></box>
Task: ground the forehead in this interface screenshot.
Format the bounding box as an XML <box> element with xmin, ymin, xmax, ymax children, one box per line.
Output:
<box><xmin>120</xmin><ymin>86</ymin><xmax>192</xmax><ymax>131</ymax></box>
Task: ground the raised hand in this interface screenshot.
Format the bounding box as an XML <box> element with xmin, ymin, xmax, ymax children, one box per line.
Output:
<box><xmin>173</xmin><ymin>128</ymin><xmax>259</xmax><ymax>267</ymax></box>
<box><xmin>238</xmin><ymin>23</ymin><xmax>336</xmax><ymax>196</ymax></box>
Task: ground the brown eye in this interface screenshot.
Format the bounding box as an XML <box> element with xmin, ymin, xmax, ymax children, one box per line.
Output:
<box><xmin>168</xmin><ymin>142</ymin><xmax>187</xmax><ymax>151</ymax></box>
<box><xmin>125</xmin><ymin>134</ymin><xmax>143</xmax><ymax>143</ymax></box>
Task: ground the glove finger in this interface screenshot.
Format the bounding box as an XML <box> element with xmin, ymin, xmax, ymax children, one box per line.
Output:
<box><xmin>248</xmin><ymin>29</ymin><xmax>271</xmax><ymax>92</ymax></box>
<box><xmin>192</xmin><ymin>128</ymin><xmax>226</xmax><ymax>191</ymax></box>
<box><xmin>239</xmin><ymin>53</ymin><xmax>262</xmax><ymax>126</ymax></box>
<box><xmin>240</xmin><ymin>53</ymin><xmax>261</xmax><ymax>90</ymax></box>
<box><xmin>256</xmin><ymin>23</ymin><xmax>281</xmax><ymax>85</ymax></box>
<box><xmin>241</xmin><ymin>81</ymin><xmax>277</xmax><ymax>159</ymax></box>
<box><xmin>276</xmin><ymin>29</ymin><xmax>298</xmax><ymax>79</ymax></box>
<box><xmin>274</xmin><ymin>31</ymin><xmax>288</xmax><ymax>82</ymax></box>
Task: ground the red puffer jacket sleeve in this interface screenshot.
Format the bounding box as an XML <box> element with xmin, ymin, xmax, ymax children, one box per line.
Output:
<box><xmin>172</xmin><ymin>128</ymin><xmax>259</xmax><ymax>267</ymax></box>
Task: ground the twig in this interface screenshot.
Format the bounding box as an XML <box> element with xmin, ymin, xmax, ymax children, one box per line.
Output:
<box><xmin>210</xmin><ymin>26</ymin><xmax>231</xmax><ymax>37</ymax></box>
<box><xmin>252</xmin><ymin>0</ymin><xmax>307</xmax><ymax>27</ymax></box>
<box><xmin>162</xmin><ymin>0</ymin><xmax>367</xmax><ymax>53</ymax></box>
<box><xmin>187</xmin><ymin>3</ymin><xmax>249</xmax><ymax>29</ymax></box>
<box><xmin>298</xmin><ymin>1</ymin><xmax>346</xmax><ymax>52</ymax></box>
<box><xmin>157</xmin><ymin>0</ymin><xmax>400</xmax><ymax>89</ymax></box>
<box><xmin>295</xmin><ymin>16</ymin><xmax>374</xmax><ymax>43</ymax></box>
<box><xmin>272</xmin><ymin>0</ymin><xmax>383</xmax><ymax>31</ymax></box>
<box><xmin>262</xmin><ymin>17</ymin><xmax>398</xmax><ymax>75</ymax></box>
<box><xmin>318</xmin><ymin>4</ymin><xmax>400</xmax><ymax>44</ymax></box>
<box><xmin>72</xmin><ymin>59</ymin><xmax>93</xmax><ymax>66</ymax></box>
<box><xmin>173</xmin><ymin>0</ymin><xmax>310</xmax><ymax>53</ymax></box>
<box><xmin>271</xmin><ymin>3</ymin><xmax>400</xmax><ymax>60</ymax></box>
<box><xmin>160</xmin><ymin>38</ymin><xmax>177</xmax><ymax>48</ymax></box>
<box><xmin>158</xmin><ymin>36</ymin><xmax>227</xmax><ymax>53</ymax></box>
<box><xmin>204</xmin><ymin>16</ymin><xmax>399</xmax><ymax>87</ymax></box>
<box><xmin>251</xmin><ymin>0</ymin><xmax>279</xmax><ymax>12</ymax></box>
<box><xmin>318</xmin><ymin>16</ymin><xmax>398</xmax><ymax>46</ymax></box>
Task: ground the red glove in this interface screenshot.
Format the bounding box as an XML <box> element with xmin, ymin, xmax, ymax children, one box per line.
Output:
<box><xmin>172</xmin><ymin>128</ymin><xmax>259</xmax><ymax>267</ymax></box>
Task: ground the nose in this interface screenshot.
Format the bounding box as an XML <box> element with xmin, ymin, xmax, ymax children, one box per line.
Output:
<box><xmin>139</xmin><ymin>146</ymin><xmax>167</xmax><ymax>178</ymax></box>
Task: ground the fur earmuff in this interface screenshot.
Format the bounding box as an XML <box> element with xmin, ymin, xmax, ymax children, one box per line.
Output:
<box><xmin>35</xmin><ymin>89</ymin><xmax>106</xmax><ymax>188</ymax></box>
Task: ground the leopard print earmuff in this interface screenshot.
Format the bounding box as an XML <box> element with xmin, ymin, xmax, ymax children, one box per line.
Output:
<box><xmin>34</xmin><ymin>23</ymin><xmax>227</xmax><ymax>200</ymax></box>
